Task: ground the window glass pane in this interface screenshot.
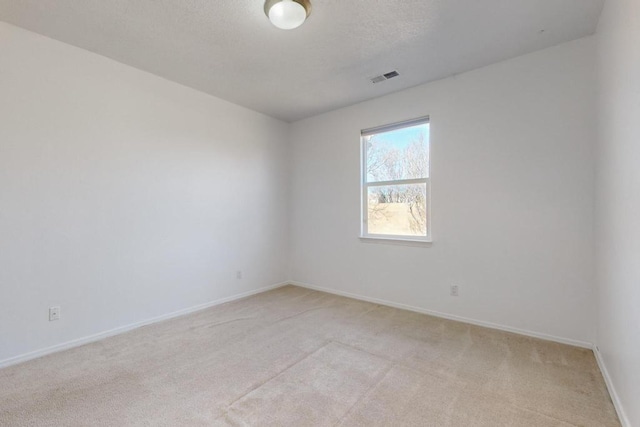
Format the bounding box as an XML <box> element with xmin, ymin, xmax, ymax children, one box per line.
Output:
<box><xmin>367</xmin><ymin>183</ymin><xmax>427</xmax><ymax>237</ymax></box>
<box><xmin>365</xmin><ymin>123</ymin><xmax>429</xmax><ymax>183</ymax></box>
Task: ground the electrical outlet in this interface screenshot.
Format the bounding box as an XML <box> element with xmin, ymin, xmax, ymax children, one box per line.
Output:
<box><xmin>49</xmin><ymin>306</ymin><xmax>60</xmax><ymax>321</ymax></box>
<box><xmin>450</xmin><ymin>285</ymin><xmax>459</xmax><ymax>297</ymax></box>
<box><xmin>236</xmin><ymin>271</ymin><xmax>242</xmax><ymax>280</ymax></box>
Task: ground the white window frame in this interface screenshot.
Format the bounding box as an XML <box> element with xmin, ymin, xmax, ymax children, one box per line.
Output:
<box><xmin>360</xmin><ymin>116</ymin><xmax>432</xmax><ymax>243</ymax></box>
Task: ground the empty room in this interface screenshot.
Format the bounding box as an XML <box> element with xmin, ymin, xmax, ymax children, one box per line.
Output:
<box><xmin>0</xmin><ymin>0</ymin><xmax>638</xmax><ymax>425</ymax></box>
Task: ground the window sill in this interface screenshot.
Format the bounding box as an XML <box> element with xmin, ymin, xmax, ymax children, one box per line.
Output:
<box><xmin>359</xmin><ymin>236</ymin><xmax>433</xmax><ymax>247</ymax></box>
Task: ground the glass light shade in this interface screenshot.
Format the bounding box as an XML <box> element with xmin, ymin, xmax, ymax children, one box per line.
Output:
<box><xmin>268</xmin><ymin>0</ymin><xmax>307</xmax><ymax>30</ymax></box>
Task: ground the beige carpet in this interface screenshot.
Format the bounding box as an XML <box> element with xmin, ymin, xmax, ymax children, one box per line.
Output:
<box><xmin>0</xmin><ymin>285</ymin><xmax>620</xmax><ymax>426</ymax></box>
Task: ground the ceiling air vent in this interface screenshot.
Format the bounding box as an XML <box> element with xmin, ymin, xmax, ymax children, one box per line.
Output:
<box><xmin>371</xmin><ymin>70</ymin><xmax>400</xmax><ymax>84</ymax></box>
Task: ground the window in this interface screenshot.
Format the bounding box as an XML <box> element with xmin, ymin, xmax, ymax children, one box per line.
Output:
<box><xmin>361</xmin><ymin>117</ymin><xmax>431</xmax><ymax>242</ymax></box>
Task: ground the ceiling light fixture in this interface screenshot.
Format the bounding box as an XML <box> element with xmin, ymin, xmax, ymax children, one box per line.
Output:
<box><xmin>264</xmin><ymin>0</ymin><xmax>311</xmax><ymax>30</ymax></box>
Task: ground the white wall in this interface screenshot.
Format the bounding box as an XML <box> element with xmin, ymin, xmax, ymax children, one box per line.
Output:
<box><xmin>0</xmin><ymin>22</ymin><xmax>289</xmax><ymax>364</ymax></box>
<box><xmin>595</xmin><ymin>0</ymin><xmax>640</xmax><ymax>425</ymax></box>
<box><xmin>289</xmin><ymin>37</ymin><xmax>597</xmax><ymax>346</ymax></box>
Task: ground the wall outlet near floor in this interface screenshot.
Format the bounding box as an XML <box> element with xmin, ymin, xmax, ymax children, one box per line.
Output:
<box><xmin>450</xmin><ymin>285</ymin><xmax>459</xmax><ymax>297</ymax></box>
<box><xmin>236</xmin><ymin>271</ymin><xmax>242</xmax><ymax>280</ymax></box>
<box><xmin>49</xmin><ymin>306</ymin><xmax>60</xmax><ymax>321</ymax></box>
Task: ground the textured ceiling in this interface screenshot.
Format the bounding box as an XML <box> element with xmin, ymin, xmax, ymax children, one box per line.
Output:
<box><xmin>0</xmin><ymin>0</ymin><xmax>604</xmax><ymax>122</ymax></box>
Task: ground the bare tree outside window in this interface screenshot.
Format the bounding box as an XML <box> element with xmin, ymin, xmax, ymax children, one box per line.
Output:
<box><xmin>361</xmin><ymin>119</ymin><xmax>430</xmax><ymax>240</ymax></box>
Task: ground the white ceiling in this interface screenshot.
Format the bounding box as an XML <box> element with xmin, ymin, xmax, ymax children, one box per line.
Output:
<box><xmin>0</xmin><ymin>0</ymin><xmax>604</xmax><ymax>122</ymax></box>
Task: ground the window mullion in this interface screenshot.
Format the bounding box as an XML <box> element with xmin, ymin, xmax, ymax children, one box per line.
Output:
<box><xmin>364</xmin><ymin>178</ymin><xmax>427</xmax><ymax>187</ymax></box>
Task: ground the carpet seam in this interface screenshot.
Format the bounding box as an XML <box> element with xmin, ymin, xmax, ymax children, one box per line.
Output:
<box><xmin>222</xmin><ymin>340</ymin><xmax>333</xmax><ymax>410</ymax></box>
<box><xmin>334</xmin><ymin>363</ymin><xmax>395</xmax><ymax>427</ymax></box>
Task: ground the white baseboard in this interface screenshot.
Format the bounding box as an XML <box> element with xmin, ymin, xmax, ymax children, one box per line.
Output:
<box><xmin>593</xmin><ymin>346</ymin><xmax>631</xmax><ymax>427</ymax></box>
<box><xmin>290</xmin><ymin>280</ymin><xmax>593</xmax><ymax>349</ymax></box>
<box><xmin>5</xmin><ymin>280</ymin><xmax>625</xmax><ymax>424</ymax></box>
<box><xmin>0</xmin><ymin>282</ymin><xmax>289</xmax><ymax>369</ymax></box>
